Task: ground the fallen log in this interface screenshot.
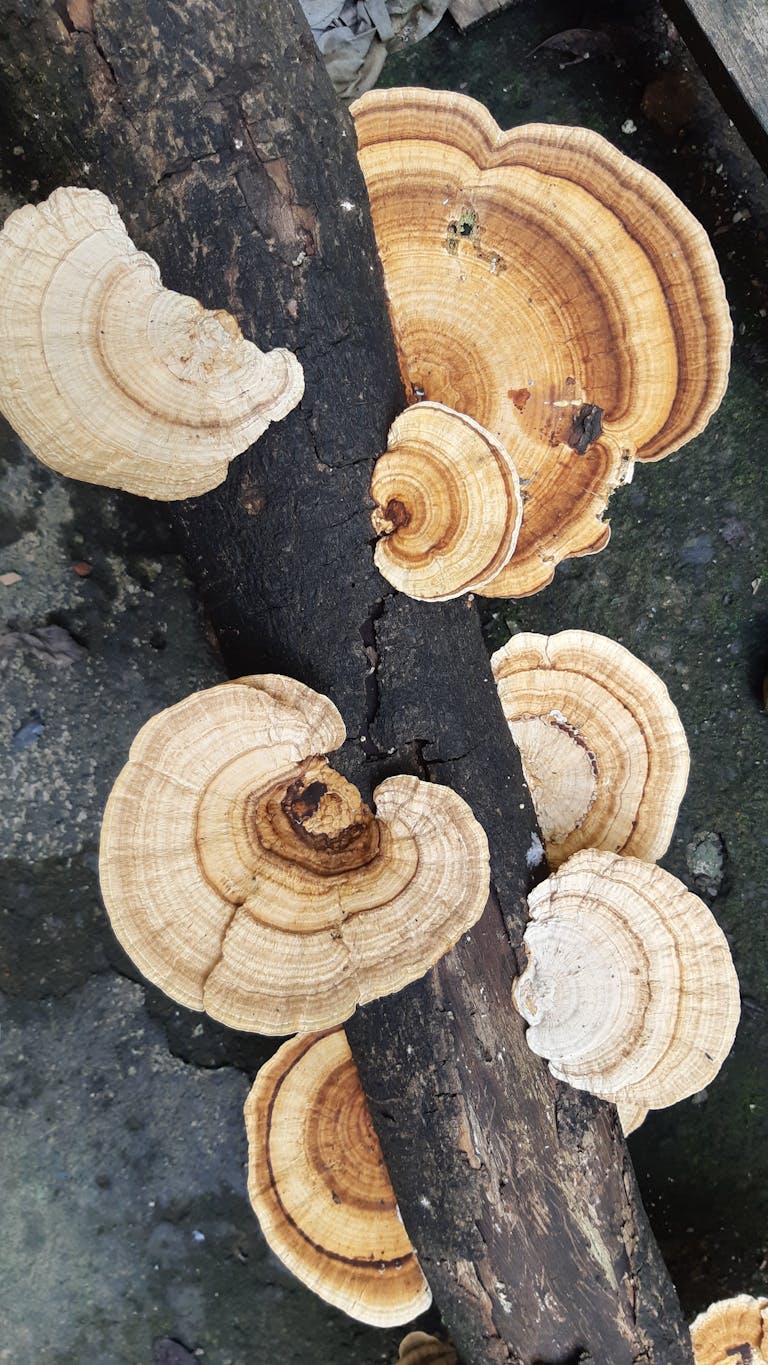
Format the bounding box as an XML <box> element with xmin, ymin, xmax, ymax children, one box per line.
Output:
<box><xmin>0</xmin><ymin>2</ymin><xmax>693</xmax><ymax>1360</ymax></box>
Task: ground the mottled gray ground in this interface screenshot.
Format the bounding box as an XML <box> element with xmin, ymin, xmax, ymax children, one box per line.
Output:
<box><xmin>2</xmin><ymin>0</ymin><xmax>767</xmax><ymax>1361</ymax></box>
<box><xmin>0</xmin><ymin>434</ymin><xmax>404</xmax><ymax>1362</ymax></box>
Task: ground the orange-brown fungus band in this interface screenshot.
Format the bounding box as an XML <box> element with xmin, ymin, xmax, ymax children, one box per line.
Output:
<box><xmin>353</xmin><ymin>87</ymin><xmax>731</xmax><ymax>596</ymax></box>
<box><xmin>245</xmin><ymin>1030</ymin><xmax>432</xmax><ymax>1326</ymax></box>
<box><xmin>99</xmin><ymin>675</ymin><xmax>490</xmax><ymax>1034</ymax></box>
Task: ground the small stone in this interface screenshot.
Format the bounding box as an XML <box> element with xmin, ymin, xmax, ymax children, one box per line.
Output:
<box><xmin>0</xmin><ymin>571</ymin><xmax>21</xmax><ymax>586</ymax></box>
<box><xmin>72</xmin><ymin>560</ymin><xmax>92</xmax><ymax>576</ymax></box>
<box><xmin>679</xmin><ymin>532</ymin><xmax>714</xmax><ymax>565</ymax></box>
<box><xmin>13</xmin><ymin>715</ymin><xmax>45</xmax><ymax>751</ymax></box>
<box><xmin>686</xmin><ymin>830</ymin><xmax>725</xmax><ymax>899</ymax></box>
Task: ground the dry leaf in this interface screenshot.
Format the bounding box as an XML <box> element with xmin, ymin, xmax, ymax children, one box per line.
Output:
<box><xmin>0</xmin><ymin>624</ymin><xmax>87</xmax><ymax>665</ymax></box>
<box><xmin>531</xmin><ymin>28</ymin><xmax>616</xmax><ymax>61</ymax></box>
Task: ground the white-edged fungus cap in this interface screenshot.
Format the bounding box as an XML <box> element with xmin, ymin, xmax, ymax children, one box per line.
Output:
<box><xmin>245</xmin><ymin>1029</ymin><xmax>432</xmax><ymax>1327</ymax></box>
<box><xmin>371</xmin><ymin>401</ymin><xmax>522</xmax><ymax>600</ymax></box>
<box><xmin>513</xmin><ymin>849</ymin><xmax>741</xmax><ymax>1114</ymax></box>
<box><xmin>491</xmin><ymin>630</ymin><xmax>690</xmax><ymax>868</ymax></box>
<box><xmin>99</xmin><ymin>674</ymin><xmax>490</xmax><ymax>1034</ymax></box>
<box><xmin>0</xmin><ymin>187</ymin><xmax>304</xmax><ymax>498</ymax></box>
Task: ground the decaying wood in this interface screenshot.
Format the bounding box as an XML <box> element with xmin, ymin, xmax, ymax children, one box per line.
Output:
<box><xmin>0</xmin><ymin>2</ymin><xmax>693</xmax><ymax>1360</ymax></box>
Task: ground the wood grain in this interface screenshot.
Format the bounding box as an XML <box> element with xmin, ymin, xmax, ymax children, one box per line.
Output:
<box><xmin>664</xmin><ymin>0</ymin><xmax>768</xmax><ymax>168</ymax></box>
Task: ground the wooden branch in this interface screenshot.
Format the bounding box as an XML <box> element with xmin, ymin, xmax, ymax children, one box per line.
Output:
<box><xmin>0</xmin><ymin>2</ymin><xmax>693</xmax><ymax>1361</ymax></box>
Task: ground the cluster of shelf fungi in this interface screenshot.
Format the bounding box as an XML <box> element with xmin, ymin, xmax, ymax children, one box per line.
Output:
<box><xmin>0</xmin><ymin>54</ymin><xmax>763</xmax><ymax>1365</ymax></box>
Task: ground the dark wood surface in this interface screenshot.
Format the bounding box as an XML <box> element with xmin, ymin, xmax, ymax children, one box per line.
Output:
<box><xmin>663</xmin><ymin>0</ymin><xmax>768</xmax><ymax>168</ymax></box>
<box><xmin>0</xmin><ymin>2</ymin><xmax>693</xmax><ymax>1360</ymax></box>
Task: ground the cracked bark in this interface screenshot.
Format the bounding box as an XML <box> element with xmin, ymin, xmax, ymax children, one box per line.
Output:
<box><xmin>0</xmin><ymin>2</ymin><xmax>692</xmax><ymax>1362</ymax></box>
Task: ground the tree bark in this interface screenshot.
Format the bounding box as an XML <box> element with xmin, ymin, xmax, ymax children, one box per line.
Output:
<box><xmin>0</xmin><ymin>3</ymin><xmax>693</xmax><ymax>1361</ymax></box>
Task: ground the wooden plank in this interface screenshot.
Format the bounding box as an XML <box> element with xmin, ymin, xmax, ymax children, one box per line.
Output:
<box><xmin>448</xmin><ymin>0</ymin><xmax>516</xmax><ymax>33</ymax></box>
<box><xmin>663</xmin><ymin>0</ymin><xmax>768</xmax><ymax>168</ymax></box>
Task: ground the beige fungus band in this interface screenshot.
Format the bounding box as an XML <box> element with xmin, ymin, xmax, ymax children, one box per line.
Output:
<box><xmin>0</xmin><ymin>186</ymin><xmax>304</xmax><ymax>499</ymax></box>
<box><xmin>99</xmin><ymin>674</ymin><xmax>490</xmax><ymax>1034</ymax></box>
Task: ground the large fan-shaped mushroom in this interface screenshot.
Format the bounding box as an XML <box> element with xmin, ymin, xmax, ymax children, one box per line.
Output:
<box><xmin>245</xmin><ymin>1029</ymin><xmax>431</xmax><ymax>1327</ymax></box>
<box><xmin>99</xmin><ymin>675</ymin><xmax>490</xmax><ymax>1033</ymax></box>
<box><xmin>491</xmin><ymin>630</ymin><xmax>689</xmax><ymax>868</ymax></box>
<box><xmin>513</xmin><ymin>849</ymin><xmax>740</xmax><ymax>1114</ymax></box>
<box><xmin>0</xmin><ymin>187</ymin><xmax>303</xmax><ymax>498</ymax></box>
<box><xmin>352</xmin><ymin>88</ymin><xmax>731</xmax><ymax>596</ymax></box>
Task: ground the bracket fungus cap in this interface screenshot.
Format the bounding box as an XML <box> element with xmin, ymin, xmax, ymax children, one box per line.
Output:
<box><xmin>352</xmin><ymin>87</ymin><xmax>731</xmax><ymax>596</ymax></box>
<box><xmin>0</xmin><ymin>187</ymin><xmax>304</xmax><ymax>499</ymax></box>
<box><xmin>245</xmin><ymin>1029</ymin><xmax>431</xmax><ymax>1327</ymax></box>
<box><xmin>398</xmin><ymin>1332</ymin><xmax>459</xmax><ymax>1363</ymax></box>
<box><xmin>99</xmin><ymin>675</ymin><xmax>490</xmax><ymax>1034</ymax></box>
<box><xmin>371</xmin><ymin>401</ymin><xmax>522</xmax><ymax>600</ymax></box>
<box><xmin>491</xmin><ymin>630</ymin><xmax>690</xmax><ymax>868</ymax></box>
<box><xmin>690</xmin><ymin>1294</ymin><xmax>768</xmax><ymax>1365</ymax></box>
<box><xmin>513</xmin><ymin>849</ymin><xmax>740</xmax><ymax>1113</ymax></box>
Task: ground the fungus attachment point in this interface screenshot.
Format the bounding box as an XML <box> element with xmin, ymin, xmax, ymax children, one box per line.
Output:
<box><xmin>0</xmin><ymin>187</ymin><xmax>304</xmax><ymax>499</ymax></box>
<box><xmin>690</xmin><ymin>1295</ymin><xmax>768</xmax><ymax>1364</ymax></box>
<box><xmin>353</xmin><ymin>88</ymin><xmax>732</xmax><ymax>595</ymax></box>
<box><xmin>259</xmin><ymin>759</ymin><xmax>381</xmax><ymax>873</ymax></box>
<box><xmin>371</xmin><ymin>401</ymin><xmax>522</xmax><ymax>600</ymax></box>
<box><xmin>245</xmin><ymin>1030</ymin><xmax>432</xmax><ymax>1327</ymax></box>
<box><xmin>514</xmin><ymin>849</ymin><xmax>741</xmax><ymax>1115</ymax></box>
<box><xmin>492</xmin><ymin>630</ymin><xmax>690</xmax><ymax>867</ymax></box>
<box><xmin>100</xmin><ymin>675</ymin><xmax>490</xmax><ymax>1034</ymax></box>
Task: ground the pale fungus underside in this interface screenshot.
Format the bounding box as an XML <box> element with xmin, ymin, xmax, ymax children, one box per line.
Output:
<box><xmin>353</xmin><ymin>87</ymin><xmax>732</xmax><ymax>597</ymax></box>
<box><xmin>244</xmin><ymin>1029</ymin><xmax>431</xmax><ymax>1327</ymax></box>
<box><xmin>0</xmin><ymin>187</ymin><xmax>304</xmax><ymax>499</ymax></box>
<box><xmin>99</xmin><ymin>675</ymin><xmax>490</xmax><ymax>1034</ymax></box>
<box><xmin>491</xmin><ymin>630</ymin><xmax>690</xmax><ymax>868</ymax></box>
<box><xmin>514</xmin><ymin>849</ymin><xmax>741</xmax><ymax>1116</ymax></box>
<box><xmin>690</xmin><ymin>1294</ymin><xmax>768</xmax><ymax>1365</ymax></box>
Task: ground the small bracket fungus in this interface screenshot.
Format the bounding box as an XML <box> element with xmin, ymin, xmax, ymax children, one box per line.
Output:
<box><xmin>0</xmin><ymin>187</ymin><xmax>304</xmax><ymax>499</ymax></box>
<box><xmin>371</xmin><ymin>401</ymin><xmax>522</xmax><ymax>600</ymax></box>
<box><xmin>491</xmin><ymin>630</ymin><xmax>690</xmax><ymax>868</ymax></box>
<box><xmin>513</xmin><ymin>849</ymin><xmax>741</xmax><ymax>1115</ymax></box>
<box><xmin>99</xmin><ymin>675</ymin><xmax>490</xmax><ymax>1034</ymax></box>
<box><xmin>397</xmin><ymin>1331</ymin><xmax>459</xmax><ymax>1363</ymax></box>
<box><xmin>244</xmin><ymin>1029</ymin><xmax>432</xmax><ymax>1327</ymax></box>
<box><xmin>690</xmin><ymin>1294</ymin><xmax>768</xmax><ymax>1365</ymax></box>
<box><xmin>352</xmin><ymin>88</ymin><xmax>732</xmax><ymax>596</ymax></box>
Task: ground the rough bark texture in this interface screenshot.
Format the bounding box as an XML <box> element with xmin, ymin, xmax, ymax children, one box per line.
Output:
<box><xmin>0</xmin><ymin>3</ymin><xmax>693</xmax><ymax>1361</ymax></box>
